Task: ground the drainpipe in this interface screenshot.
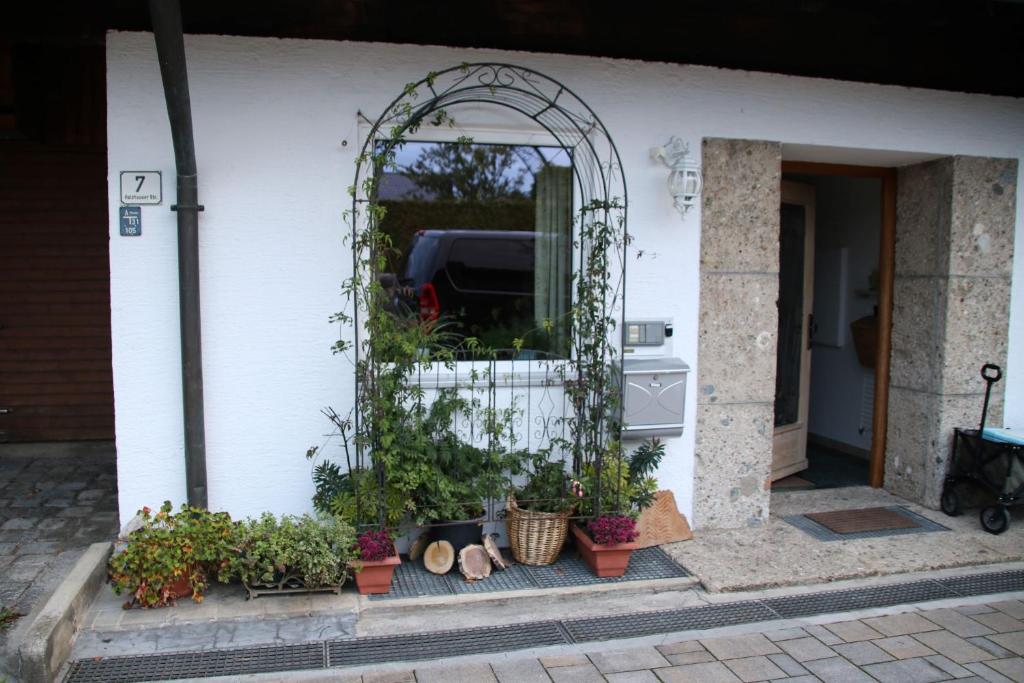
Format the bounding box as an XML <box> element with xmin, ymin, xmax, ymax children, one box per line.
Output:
<box><xmin>148</xmin><ymin>0</ymin><xmax>208</xmax><ymax>508</ymax></box>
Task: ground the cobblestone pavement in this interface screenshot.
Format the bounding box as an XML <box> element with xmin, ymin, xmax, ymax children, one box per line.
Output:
<box><xmin>337</xmin><ymin>598</ymin><xmax>1024</xmax><ymax>683</ymax></box>
<box><xmin>0</xmin><ymin>443</ymin><xmax>118</xmax><ymax>631</ymax></box>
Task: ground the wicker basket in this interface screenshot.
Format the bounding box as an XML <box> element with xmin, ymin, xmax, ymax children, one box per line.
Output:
<box><xmin>505</xmin><ymin>496</ymin><xmax>570</xmax><ymax>566</ymax></box>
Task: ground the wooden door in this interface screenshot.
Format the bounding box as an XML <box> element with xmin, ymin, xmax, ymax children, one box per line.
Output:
<box><xmin>772</xmin><ymin>182</ymin><xmax>815</xmax><ymax>480</ymax></box>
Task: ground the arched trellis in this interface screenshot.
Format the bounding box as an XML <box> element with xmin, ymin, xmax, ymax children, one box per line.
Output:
<box><xmin>347</xmin><ymin>63</ymin><xmax>628</xmax><ymax>528</ymax></box>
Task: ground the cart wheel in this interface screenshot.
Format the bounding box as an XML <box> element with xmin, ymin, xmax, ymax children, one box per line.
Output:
<box><xmin>980</xmin><ymin>506</ymin><xmax>1010</xmax><ymax>535</ymax></box>
<box><xmin>940</xmin><ymin>486</ymin><xmax>962</xmax><ymax>517</ymax></box>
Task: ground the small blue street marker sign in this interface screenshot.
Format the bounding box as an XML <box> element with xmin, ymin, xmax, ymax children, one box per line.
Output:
<box><xmin>120</xmin><ymin>206</ymin><xmax>142</xmax><ymax>236</ymax></box>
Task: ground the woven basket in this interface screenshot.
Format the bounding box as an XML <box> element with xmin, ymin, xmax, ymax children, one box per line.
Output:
<box><xmin>505</xmin><ymin>496</ymin><xmax>570</xmax><ymax>566</ymax></box>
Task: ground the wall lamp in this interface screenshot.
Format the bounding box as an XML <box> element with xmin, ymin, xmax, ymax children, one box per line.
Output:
<box><xmin>651</xmin><ymin>137</ymin><xmax>702</xmax><ymax>216</ymax></box>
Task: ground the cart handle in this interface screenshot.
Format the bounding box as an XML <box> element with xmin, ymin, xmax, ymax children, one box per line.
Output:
<box><xmin>981</xmin><ymin>364</ymin><xmax>1003</xmax><ymax>383</ymax></box>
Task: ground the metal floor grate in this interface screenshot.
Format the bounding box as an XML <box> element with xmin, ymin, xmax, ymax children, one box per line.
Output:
<box><xmin>63</xmin><ymin>567</ymin><xmax>1024</xmax><ymax>682</ymax></box>
<box><xmin>763</xmin><ymin>579</ymin><xmax>954</xmax><ymax>619</ymax></box>
<box><xmin>939</xmin><ymin>569</ymin><xmax>1024</xmax><ymax>597</ymax></box>
<box><xmin>784</xmin><ymin>506</ymin><xmax>949</xmax><ymax>542</ymax></box>
<box><xmin>370</xmin><ymin>546</ymin><xmax>689</xmax><ymax>600</ymax></box>
<box><xmin>326</xmin><ymin>621</ymin><xmax>569</xmax><ymax>667</ymax></box>
<box><xmin>564</xmin><ymin>600</ymin><xmax>777</xmax><ymax>643</ymax></box>
<box><xmin>64</xmin><ymin>643</ymin><xmax>325</xmax><ymax>683</ymax></box>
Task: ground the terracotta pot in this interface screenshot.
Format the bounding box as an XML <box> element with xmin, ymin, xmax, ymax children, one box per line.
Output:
<box><xmin>352</xmin><ymin>554</ymin><xmax>401</xmax><ymax>595</ymax></box>
<box><xmin>571</xmin><ymin>524</ymin><xmax>637</xmax><ymax>578</ymax></box>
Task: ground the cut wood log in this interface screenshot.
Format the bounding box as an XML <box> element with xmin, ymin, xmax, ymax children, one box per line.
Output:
<box><xmin>457</xmin><ymin>544</ymin><xmax>492</xmax><ymax>581</ymax></box>
<box><xmin>483</xmin><ymin>533</ymin><xmax>508</xmax><ymax>570</ymax></box>
<box><xmin>408</xmin><ymin>533</ymin><xmax>430</xmax><ymax>562</ymax></box>
<box><xmin>423</xmin><ymin>540</ymin><xmax>454</xmax><ymax>575</ymax></box>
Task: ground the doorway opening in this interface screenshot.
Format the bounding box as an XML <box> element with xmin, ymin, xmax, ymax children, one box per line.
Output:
<box><xmin>772</xmin><ymin>163</ymin><xmax>895</xmax><ymax>491</ymax></box>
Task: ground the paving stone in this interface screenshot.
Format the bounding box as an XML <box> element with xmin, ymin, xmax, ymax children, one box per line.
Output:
<box><xmin>362</xmin><ymin>671</ymin><xmax>416</xmax><ymax>683</ymax></box>
<box><xmin>17</xmin><ymin>541</ymin><xmax>60</xmax><ymax>555</ymax></box>
<box><xmin>415</xmin><ymin>662</ymin><xmax>497</xmax><ymax>683</ymax></box>
<box><xmin>702</xmin><ymin>634</ymin><xmax>782</xmax><ymax>660</ymax></box>
<box><xmin>912</xmin><ymin>629</ymin><xmax>994</xmax><ymax>663</ymax></box>
<box><xmin>972</xmin><ymin>612</ymin><xmax>1024</xmax><ymax>634</ymax></box>
<box><xmin>920</xmin><ymin>608</ymin><xmax>998</xmax><ymax>637</ymax></box>
<box><xmin>766</xmin><ymin>654</ymin><xmax>809</xmax><ymax>677</ymax></box>
<box><xmin>985</xmin><ymin>657</ymin><xmax>1024</xmax><ymax>682</ymax></box>
<box><xmin>875</xmin><ymin>635</ymin><xmax>937</xmax><ymax>659</ymax></box>
<box><xmin>42</xmin><ymin>499</ymin><xmax>73</xmax><ymax>508</ymax></box>
<box><xmin>0</xmin><ymin>542</ymin><xmax>17</xmax><ymax>555</ymax></box>
<box><xmin>56</xmin><ymin>506</ymin><xmax>93</xmax><ymax>518</ymax></box>
<box><xmin>658</xmin><ymin>641</ymin><xmax>707</xmax><ymax>656</ymax></box>
<box><xmin>990</xmin><ymin>601</ymin><xmax>1024</xmax><ymax>620</ymax></box>
<box><xmin>763</xmin><ymin>628</ymin><xmax>806</xmax><ymax>642</ymax></box>
<box><xmin>547</xmin><ymin>663</ymin><xmax>606</xmax><ymax>683</ymax></box>
<box><xmin>56</xmin><ymin>481</ymin><xmax>88</xmax><ymax>491</ymax></box>
<box><xmin>723</xmin><ymin>655</ymin><xmax>787</xmax><ymax>682</ymax></box>
<box><xmin>989</xmin><ymin>632</ymin><xmax>1024</xmax><ymax>657</ymax></box>
<box><xmin>606</xmin><ymin>672</ymin><xmax>662</xmax><ymax>683</ymax></box>
<box><xmin>964</xmin><ymin>661</ymin><xmax>1016</xmax><ymax>683</ymax></box>
<box><xmin>589</xmin><ymin>647</ymin><xmax>671</xmax><ymax>673</ymax></box>
<box><xmin>492</xmin><ymin>658</ymin><xmax>555</xmax><ymax>683</ymax></box>
<box><xmin>863</xmin><ymin>612</ymin><xmax>943</xmax><ymax>637</ymax></box>
<box><xmin>9</xmin><ymin>498</ymin><xmax>43</xmax><ymax>508</ymax></box>
<box><xmin>863</xmin><ymin>657</ymin><xmax>951</xmax><ymax>683</ymax></box>
<box><xmin>823</xmin><ymin>620</ymin><xmax>884</xmax><ymax>643</ymax></box>
<box><xmin>76</xmin><ymin>488</ymin><xmax>108</xmax><ymax>501</ymax></box>
<box><xmin>925</xmin><ymin>654</ymin><xmax>974</xmax><ymax>679</ymax></box>
<box><xmin>1</xmin><ymin>517</ymin><xmax>37</xmax><ymax>530</ymax></box>
<box><xmin>832</xmin><ymin>641</ymin><xmax>896</xmax><ymax>665</ymax></box>
<box><xmin>802</xmin><ymin>656</ymin><xmax>876</xmax><ymax>682</ymax></box>
<box><xmin>970</xmin><ymin>636</ymin><xmax>1018</xmax><ymax>659</ymax></box>
<box><xmin>0</xmin><ymin>582</ymin><xmax>28</xmax><ymax>605</ymax></box>
<box><xmin>803</xmin><ymin>624</ymin><xmax>843</xmax><ymax>645</ymax></box>
<box><xmin>666</xmin><ymin>652</ymin><xmax>717</xmax><ymax>666</ymax></box>
<box><xmin>541</xmin><ymin>654</ymin><xmax>591</xmax><ymax>668</ymax></box>
<box><xmin>957</xmin><ymin>604</ymin><xmax>996</xmax><ymax>615</ymax></box>
<box><xmin>766</xmin><ymin>677</ymin><xmax>818</xmax><ymax>683</ymax></box>
<box><xmin>776</xmin><ymin>637</ymin><xmax>835</xmax><ymax>662</ymax></box>
<box><xmin>654</xmin><ymin>661</ymin><xmax>742</xmax><ymax>682</ymax></box>
<box><xmin>36</xmin><ymin>518</ymin><xmax>68</xmax><ymax>531</ymax></box>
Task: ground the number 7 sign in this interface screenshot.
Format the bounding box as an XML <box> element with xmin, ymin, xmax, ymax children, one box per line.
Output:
<box><xmin>120</xmin><ymin>171</ymin><xmax>162</xmax><ymax>205</ymax></box>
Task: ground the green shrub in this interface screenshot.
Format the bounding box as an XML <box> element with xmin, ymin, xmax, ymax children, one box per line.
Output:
<box><xmin>108</xmin><ymin>501</ymin><xmax>240</xmax><ymax>608</ymax></box>
<box><xmin>236</xmin><ymin>513</ymin><xmax>357</xmax><ymax>589</ymax></box>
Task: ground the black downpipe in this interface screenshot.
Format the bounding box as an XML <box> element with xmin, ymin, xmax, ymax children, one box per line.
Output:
<box><xmin>148</xmin><ymin>0</ymin><xmax>208</xmax><ymax>508</ymax></box>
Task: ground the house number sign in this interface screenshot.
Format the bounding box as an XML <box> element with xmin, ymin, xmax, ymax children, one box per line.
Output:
<box><xmin>120</xmin><ymin>171</ymin><xmax>162</xmax><ymax>205</ymax></box>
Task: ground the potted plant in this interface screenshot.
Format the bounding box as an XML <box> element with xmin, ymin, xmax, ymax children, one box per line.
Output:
<box><xmin>506</xmin><ymin>455</ymin><xmax>578</xmax><ymax>566</ymax></box>
<box><xmin>571</xmin><ymin>514</ymin><xmax>639</xmax><ymax>577</ymax></box>
<box><xmin>236</xmin><ymin>513</ymin><xmax>358</xmax><ymax>598</ymax></box>
<box><xmin>108</xmin><ymin>501</ymin><xmax>239</xmax><ymax>608</ymax></box>
<box><xmin>351</xmin><ymin>529</ymin><xmax>401</xmax><ymax>594</ymax></box>
<box><xmin>572</xmin><ymin>438</ymin><xmax>665</xmax><ymax>576</ymax></box>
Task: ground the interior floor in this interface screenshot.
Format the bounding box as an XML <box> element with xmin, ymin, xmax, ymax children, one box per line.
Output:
<box><xmin>773</xmin><ymin>441</ymin><xmax>869</xmax><ymax>490</ymax></box>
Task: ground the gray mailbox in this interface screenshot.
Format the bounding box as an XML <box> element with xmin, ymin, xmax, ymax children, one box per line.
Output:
<box><xmin>621</xmin><ymin>357</ymin><xmax>689</xmax><ymax>438</ymax></box>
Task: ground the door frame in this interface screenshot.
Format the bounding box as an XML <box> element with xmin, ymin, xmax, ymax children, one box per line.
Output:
<box><xmin>780</xmin><ymin>161</ymin><xmax>896</xmax><ymax>488</ymax></box>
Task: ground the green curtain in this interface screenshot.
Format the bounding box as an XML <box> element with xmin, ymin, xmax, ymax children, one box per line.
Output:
<box><xmin>533</xmin><ymin>166</ymin><xmax>572</xmax><ymax>356</ymax></box>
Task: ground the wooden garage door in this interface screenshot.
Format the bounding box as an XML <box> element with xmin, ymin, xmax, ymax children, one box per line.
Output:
<box><xmin>0</xmin><ymin>45</ymin><xmax>113</xmax><ymax>443</ymax></box>
<box><xmin>0</xmin><ymin>144</ymin><xmax>113</xmax><ymax>442</ymax></box>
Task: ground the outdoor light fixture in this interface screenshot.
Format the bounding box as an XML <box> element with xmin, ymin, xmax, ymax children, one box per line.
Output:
<box><xmin>651</xmin><ymin>137</ymin><xmax>702</xmax><ymax>216</ymax></box>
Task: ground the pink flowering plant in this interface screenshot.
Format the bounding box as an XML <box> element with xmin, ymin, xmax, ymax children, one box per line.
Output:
<box><xmin>355</xmin><ymin>530</ymin><xmax>396</xmax><ymax>562</ymax></box>
<box><xmin>587</xmin><ymin>514</ymin><xmax>639</xmax><ymax>546</ymax></box>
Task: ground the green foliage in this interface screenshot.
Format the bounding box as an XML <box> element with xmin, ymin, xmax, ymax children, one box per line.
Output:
<box><xmin>107</xmin><ymin>502</ymin><xmax>240</xmax><ymax>608</ymax></box>
<box><xmin>236</xmin><ymin>513</ymin><xmax>357</xmax><ymax>590</ymax></box>
<box><xmin>580</xmin><ymin>438</ymin><xmax>664</xmax><ymax>518</ymax></box>
<box><xmin>0</xmin><ymin>606</ymin><xmax>20</xmax><ymax>631</ymax></box>
<box><xmin>513</xmin><ymin>454</ymin><xmax>575</xmax><ymax>513</ymax></box>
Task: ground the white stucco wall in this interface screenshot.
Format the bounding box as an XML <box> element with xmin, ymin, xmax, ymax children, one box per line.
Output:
<box><xmin>106</xmin><ymin>31</ymin><xmax>1024</xmax><ymax>527</ymax></box>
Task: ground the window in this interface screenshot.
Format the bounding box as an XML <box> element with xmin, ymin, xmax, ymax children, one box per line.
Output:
<box><xmin>378</xmin><ymin>140</ymin><xmax>573</xmax><ymax>358</ymax></box>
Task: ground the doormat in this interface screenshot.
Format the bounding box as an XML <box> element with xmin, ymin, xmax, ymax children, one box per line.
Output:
<box><xmin>785</xmin><ymin>506</ymin><xmax>949</xmax><ymax>541</ymax></box>
<box><xmin>807</xmin><ymin>506</ymin><xmax>919</xmax><ymax>534</ymax></box>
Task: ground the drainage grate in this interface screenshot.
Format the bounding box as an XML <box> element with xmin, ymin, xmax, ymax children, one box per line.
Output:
<box><xmin>326</xmin><ymin>621</ymin><xmax>568</xmax><ymax>667</ymax></box>
<box><xmin>763</xmin><ymin>579</ymin><xmax>955</xmax><ymax>619</ymax></box>
<box><xmin>564</xmin><ymin>600</ymin><xmax>777</xmax><ymax>643</ymax></box>
<box><xmin>64</xmin><ymin>642</ymin><xmax>324</xmax><ymax>683</ymax></box>
<box><xmin>785</xmin><ymin>506</ymin><xmax>949</xmax><ymax>542</ymax></box>
<box><xmin>939</xmin><ymin>570</ymin><xmax>1024</xmax><ymax>597</ymax></box>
